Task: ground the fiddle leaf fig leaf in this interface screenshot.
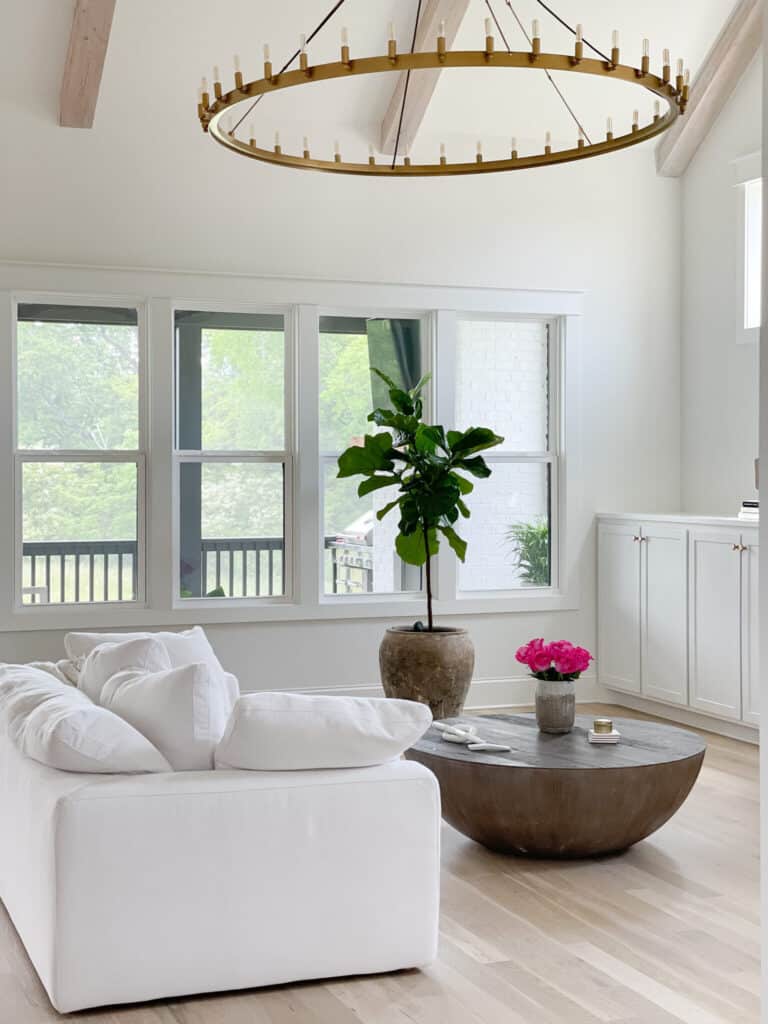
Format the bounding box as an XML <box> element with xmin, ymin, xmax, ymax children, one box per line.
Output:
<box><xmin>449</xmin><ymin>427</ymin><xmax>504</xmax><ymax>457</ymax></box>
<box><xmin>357</xmin><ymin>475</ymin><xmax>399</xmax><ymax>497</ymax></box>
<box><xmin>396</xmin><ymin>527</ymin><xmax>439</xmax><ymax>566</ymax></box>
<box><xmin>439</xmin><ymin>525</ymin><xmax>467</xmax><ymax>562</ymax></box>
<box><xmin>376</xmin><ymin>498</ymin><xmax>400</xmax><ymax>521</ymax></box>
<box><xmin>455</xmin><ymin>455</ymin><xmax>492</xmax><ymax>478</ymax></box>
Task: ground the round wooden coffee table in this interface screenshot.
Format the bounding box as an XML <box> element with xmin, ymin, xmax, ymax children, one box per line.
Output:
<box><xmin>406</xmin><ymin>714</ymin><xmax>706</xmax><ymax>858</ymax></box>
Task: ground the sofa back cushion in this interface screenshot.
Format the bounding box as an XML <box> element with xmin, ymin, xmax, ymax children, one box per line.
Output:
<box><xmin>79</xmin><ymin>637</ymin><xmax>171</xmax><ymax>704</ymax></box>
<box><xmin>101</xmin><ymin>663</ymin><xmax>232</xmax><ymax>771</ymax></box>
<box><xmin>0</xmin><ymin>664</ymin><xmax>171</xmax><ymax>774</ymax></box>
<box><xmin>215</xmin><ymin>692</ymin><xmax>433</xmax><ymax>771</ymax></box>
<box><xmin>64</xmin><ymin>627</ymin><xmax>239</xmax><ymax>707</ymax></box>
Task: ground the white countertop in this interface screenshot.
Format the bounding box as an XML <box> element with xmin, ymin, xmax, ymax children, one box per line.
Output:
<box><xmin>597</xmin><ymin>512</ymin><xmax>759</xmax><ymax>529</ymax></box>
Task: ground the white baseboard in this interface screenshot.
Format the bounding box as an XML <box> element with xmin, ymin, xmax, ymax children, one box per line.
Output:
<box><xmin>603</xmin><ymin>690</ymin><xmax>759</xmax><ymax>745</ymax></box>
<box><xmin>259</xmin><ymin>673</ymin><xmax>603</xmax><ymax>711</ymax></box>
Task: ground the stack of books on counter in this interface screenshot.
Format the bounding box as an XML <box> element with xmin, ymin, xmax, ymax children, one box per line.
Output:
<box><xmin>738</xmin><ymin>500</ymin><xmax>759</xmax><ymax>522</ymax></box>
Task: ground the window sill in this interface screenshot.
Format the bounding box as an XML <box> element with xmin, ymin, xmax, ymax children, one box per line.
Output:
<box><xmin>0</xmin><ymin>588</ymin><xmax>580</xmax><ymax>632</ymax></box>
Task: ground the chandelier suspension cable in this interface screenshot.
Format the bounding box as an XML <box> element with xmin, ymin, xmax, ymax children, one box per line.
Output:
<box><xmin>531</xmin><ymin>0</ymin><xmax>611</xmax><ymax>62</ymax></box>
<box><xmin>391</xmin><ymin>0</ymin><xmax>424</xmax><ymax>168</ymax></box>
<box><xmin>233</xmin><ymin>0</ymin><xmax>350</xmax><ymax>133</ymax></box>
<box><xmin>499</xmin><ymin>0</ymin><xmax>592</xmax><ymax>144</ymax></box>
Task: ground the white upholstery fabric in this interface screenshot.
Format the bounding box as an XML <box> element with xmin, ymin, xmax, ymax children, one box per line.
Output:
<box><xmin>100</xmin><ymin>662</ymin><xmax>232</xmax><ymax>770</ymax></box>
<box><xmin>216</xmin><ymin>692</ymin><xmax>433</xmax><ymax>771</ymax></box>
<box><xmin>64</xmin><ymin>626</ymin><xmax>240</xmax><ymax>706</ymax></box>
<box><xmin>16</xmin><ymin>697</ymin><xmax>172</xmax><ymax>774</ymax></box>
<box><xmin>0</xmin><ymin>664</ymin><xmax>171</xmax><ymax>774</ymax></box>
<box><xmin>0</xmin><ymin>733</ymin><xmax>440</xmax><ymax>1013</ymax></box>
<box><xmin>79</xmin><ymin>637</ymin><xmax>171</xmax><ymax>703</ymax></box>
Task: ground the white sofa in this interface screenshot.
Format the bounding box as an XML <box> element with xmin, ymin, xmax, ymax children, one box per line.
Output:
<box><xmin>0</xmin><ymin>730</ymin><xmax>441</xmax><ymax>1013</ymax></box>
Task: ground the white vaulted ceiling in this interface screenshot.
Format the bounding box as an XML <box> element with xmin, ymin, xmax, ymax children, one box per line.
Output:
<box><xmin>0</xmin><ymin>0</ymin><xmax>742</xmax><ymax>272</ymax></box>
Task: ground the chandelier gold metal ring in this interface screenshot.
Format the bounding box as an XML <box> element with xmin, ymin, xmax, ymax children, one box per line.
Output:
<box><xmin>197</xmin><ymin>34</ymin><xmax>689</xmax><ymax>176</ymax></box>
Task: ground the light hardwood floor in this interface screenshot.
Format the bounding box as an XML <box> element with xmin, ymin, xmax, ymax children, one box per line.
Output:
<box><xmin>1</xmin><ymin>705</ymin><xmax>759</xmax><ymax>1024</ymax></box>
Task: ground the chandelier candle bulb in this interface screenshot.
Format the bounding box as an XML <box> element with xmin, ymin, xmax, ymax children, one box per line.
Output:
<box><xmin>303</xmin><ymin>136</ymin><xmax>310</xmax><ymax>158</ymax></box>
<box><xmin>249</xmin><ymin>123</ymin><xmax>256</xmax><ymax>147</ymax></box>
<box><xmin>574</xmin><ymin>23</ymin><xmax>584</xmax><ymax>62</ymax></box>
<box><xmin>654</xmin><ymin>99</ymin><xmax>661</xmax><ymax>121</ymax></box>
<box><xmin>641</xmin><ymin>38</ymin><xmax>650</xmax><ymax>75</ymax></box>
<box><xmin>341</xmin><ymin>27</ymin><xmax>350</xmax><ymax>64</ymax></box>
<box><xmin>476</xmin><ymin>140</ymin><xmax>483</xmax><ymax>163</ymax></box>
<box><xmin>632</xmin><ymin>110</ymin><xmax>639</xmax><ymax>131</ymax></box>
<box><xmin>388</xmin><ymin>22</ymin><xmax>397</xmax><ymax>61</ymax></box>
<box><xmin>545</xmin><ymin>130</ymin><xmax>552</xmax><ymax>154</ymax></box>
<box><xmin>368</xmin><ymin>144</ymin><xmax>376</xmax><ymax>165</ymax></box>
<box><xmin>201</xmin><ymin>77</ymin><xmax>209</xmax><ymax>108</ymax></box>
<box><xmin>485</xmin><ymin>17</ymin><xmax>494</xmax><ymax>55</ymax></box>
<box><xmin>532</xmin><ymin>20</ymin><xmax>541</xmax><ymax>57</ymax></box>
<box><xmin>511</xmin><ymin>137</ymin><xmax>518</xmax><ymax>159</ymax></box>
<box><xmin>213</xmin><ymin>65</ymin><xmax>223</xmax><ymax>100</ymax></box>
<box><xmin>606</xmin><ymin>115</ymin><xmax>614</xmax><ymax>140</ymax></box>
<box><xmin>440</xmin><ymin>142</ymin><xmax>447</xmax><ymax>165</ymax></box>
<box><xmin>234</xmin><ymin>54</ymin><xmax>243</xmax><ymax>90</ymax></box>
<box><xmin>611</xmin><ymin>29</ymin><xmax>620</xmax><ymax>66</ymax></box>
<box><xmin>263</xmin><ymin>44</ymin><xmax>272</xmax><ymax>80</ymax></box>
<box><xmin>663</xmin><ymin>48</ymin><xmax>671</xmax><ymax>82</ymax></box>
<box><xmin>437</xmin><ymin>20</ymin><xmax>446</xmax><ymax>60</ymax></box>
<box><xmin>274</xmin><ymin>130</ymin><xmax>281</xmax><ymax>154</ymax></box>
<box><xmin>676</xmin><ymin>58</ymin><xmax>684</xmax><ymax>92</ymax></box>
<box><xmin>577</xmin><ymin>127</ymin><xmax>585</xmax><ymax>149</ymax></box>
<box><xmin>300</xmin><ymin>35</ymin><xmax>309</xmax><ymax>71</ymax></box>
<box><xmin>334</xmin><ymin>140</ymin><xmax>341</xmax><ymax>162</ymax></box>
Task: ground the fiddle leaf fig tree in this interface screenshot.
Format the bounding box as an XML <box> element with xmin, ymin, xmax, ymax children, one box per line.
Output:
<box><xmin>337</xmin><ymin>369</ymin><xmax>503</xmax><ymax>631</ymax></box>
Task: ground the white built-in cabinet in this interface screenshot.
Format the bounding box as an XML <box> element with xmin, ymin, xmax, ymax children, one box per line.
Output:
<box><xmin>598</xmin><ymin>515</ymin><xmax>758</xmax><ymax>728</ymax></box>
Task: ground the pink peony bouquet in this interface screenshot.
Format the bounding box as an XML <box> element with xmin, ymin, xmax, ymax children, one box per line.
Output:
<box><xmin>515</xmin><ymin>638</ymin><xmax>593</xmax><ymax>682</ymax></box>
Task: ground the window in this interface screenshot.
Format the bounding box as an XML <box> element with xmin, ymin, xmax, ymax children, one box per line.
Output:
<box><xmin>745</xmin><ymin>178</ymin><xmax>763</xmax><ymax>331</ymax></box>
<box><xmin>15</xmin><ymin>303</ymin><xmax>143</xmax><ymax>605</ymax></box>
<box><xmin>174</xmin><ymin>310</ymin><xmax>291</xmax><ymax>600</ymax></box>
<box><xmin>319</xmin><ymin>315</ymin><xmax>424</xmax><ymax>596</ymax></box>
<box><xmin>455</xmin><ymin>318</ymin><xmax>554</xmax><ymax>592</ymax></box>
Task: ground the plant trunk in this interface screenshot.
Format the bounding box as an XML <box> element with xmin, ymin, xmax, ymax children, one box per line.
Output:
<box><xmin>423</xmin><ymin>523</ymin><xmax>434</xmax><ymax>631</ymax></box>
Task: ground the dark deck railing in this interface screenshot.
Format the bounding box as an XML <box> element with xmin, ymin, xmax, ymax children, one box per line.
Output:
<box><xmin>22</xmin><ymin>537</ymin><xmax>373</xmax><ymax>604</ymax></box>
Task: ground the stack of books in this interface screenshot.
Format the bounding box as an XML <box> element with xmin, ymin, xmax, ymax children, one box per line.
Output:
<box><xmin>738</xmin><ymin>500</ymin><xmax>759</xmax><ymax>522</ymax></box>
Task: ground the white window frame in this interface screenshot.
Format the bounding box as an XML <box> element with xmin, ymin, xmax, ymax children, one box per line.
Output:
<box><xmin>448</xmin><ymin>313</ymin><xmax>561</xmax><ymax>598</ymax></box>
<box><xmin>0</xmin><ymin>268</ymin><xmax>583</xmax><ymax>632</ymax></box>
<box><xmin>744</xmin><ymin>177</ymin><xmax>763</xmax><ymax>334</ymax></box>
<box><xmin>733</xmin><ymin>151</ymin><xmax>763</xmax><ymax>344</ymax></box>
<box><xmin>10</xmin><ymin>293</ymin><xmax>148</xmax><ymax>619</ymax></box>
<box><xmin>317</xmin><ymin>306</ymin><xmax>433</xmax><ymax>605</ymax></box>
<box><xmin>170</xmin><ymin>301</ymin><xmax>296</xmax><ymax>609</ymax></box>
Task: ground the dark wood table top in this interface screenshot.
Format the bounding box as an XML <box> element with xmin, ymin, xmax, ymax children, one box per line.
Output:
<box><xmin>412</xmin><ymin>714</ymin><xmax>706</xmax><ymax>770</ymax></box>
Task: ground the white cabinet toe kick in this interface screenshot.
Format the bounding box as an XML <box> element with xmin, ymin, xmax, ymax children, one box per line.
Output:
<box><xmin>598</xmin><ymin>514</ymin><xmax>758</xmax><ymax>738</ymax></box>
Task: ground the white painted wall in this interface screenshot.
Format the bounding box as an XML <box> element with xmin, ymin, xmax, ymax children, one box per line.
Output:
<box><xmin>0</xmin><ymin>141</ymin><xmax>682</xmax><ymax>704</ymax></box>
<box><xmin>681</xmin><ymin>56</ymin><xmax>763</xmax><ymax>515</ymax></box>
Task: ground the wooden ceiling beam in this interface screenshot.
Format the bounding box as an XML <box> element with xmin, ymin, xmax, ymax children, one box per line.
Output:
<box><xmin>379</xmin><ymin>0</ymin><xmax>472</xmax><ymax>156</ymax></box>
<box><xmin>656</xmin><ymin>0</ymin><xmax>762</xmax><ymax>177</ymax></box>
<box><xmin>59</xmin><ymin>0</ymin><xmax>117</xmax><ymax>129</ymax></box>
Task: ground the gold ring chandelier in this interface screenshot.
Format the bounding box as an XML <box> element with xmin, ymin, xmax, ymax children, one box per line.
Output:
<box><xmin>196</xmin><ymin>0</ymin><xmax>691</xmax><ymax>177</ymax></box>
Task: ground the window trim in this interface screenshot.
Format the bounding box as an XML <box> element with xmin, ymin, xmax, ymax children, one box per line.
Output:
<box><xmin>170</xmin><ymin>301</ymin><xmax>296</xmax><ymax>608</ymax></box>
<box><xmin>317</xmin><ymin>306</ymin><xmax>433</xmax><ymax>602</ymax></box>
<box><xmin>0</xmin><ymin>272</ymin><xmax>583</xmax><ymax>632</ymax></box>
<box><xmin>10</xmin><ymin>293</ymin><xmax>148</xmax><ymax>615</ymax></box>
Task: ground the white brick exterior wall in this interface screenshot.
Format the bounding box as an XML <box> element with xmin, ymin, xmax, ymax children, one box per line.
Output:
<box><xmin>456</xmin><ymin>320</ymin><xmax>550</xmax><ymax>591</ymax></box>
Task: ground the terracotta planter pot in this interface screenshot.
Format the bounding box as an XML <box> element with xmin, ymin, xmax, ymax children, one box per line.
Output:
<box><xmin>379</xmin><ymin>626</ymin><xmax>474</xmax><ymax>719</ymax></box>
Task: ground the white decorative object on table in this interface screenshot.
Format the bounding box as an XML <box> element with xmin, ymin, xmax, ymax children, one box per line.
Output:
<box><xmin>434</xmin><ymin>721</ymin><xmax>511</xmax><ymax>752</ymax></box>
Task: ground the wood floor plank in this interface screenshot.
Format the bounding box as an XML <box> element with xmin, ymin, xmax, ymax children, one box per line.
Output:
<box><xmin>0</xmin><ymin>705</ymin><xmax>759</xmax><ymax>1024</ymax></box>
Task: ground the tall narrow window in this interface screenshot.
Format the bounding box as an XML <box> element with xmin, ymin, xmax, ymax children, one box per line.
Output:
<box><xmin>455</xmin><ymin>318</ymin><xmax>555</xmax><ymax>592</ymax></box>
<box><xmin>16</xmin><ymin>304</ymin><xmax>143</xmax><ymax>605</ymax></box>
<box><xmin>174</xmin><ymin>310</ymin><xmax>290</xmax><ymax>600</ymax></box>
<box><xmin>319</xmin><ymin>315</ymin><xmax>424</xmax><ymax>596</ymax></box>
<box><xmin>745</xmin><ymin>178</ymin><xmax>763</xmax><ymax>331</ymax></box>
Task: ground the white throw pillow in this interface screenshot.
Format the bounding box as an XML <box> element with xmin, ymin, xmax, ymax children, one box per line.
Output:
<box><xmin>0</xmin><ymin>664</ymin><xmax>170</xmax><ymax>774</ymax></box>
<box><xmin>215</xmin><ymin>692</ymin><xmax>433</xmax><ymax>771</ymax></box>
<box><xmin>0</xmin><ymin>664</ymin><xmax>91</xmax><ymax>736</ymax></box>
<box><xmin>101</xmin><ymin>662</ymin><xmax>232</xmax><ymax>770</ymax></box>
<box><xmin>64</xmin><ymin>627</ymin><xmax>239</xmax><ymax>706</ymax></box>
<box><xmin>79</xmin><ymin>637</ymin><xmax>171</xmax><ymax>704</ymax></box>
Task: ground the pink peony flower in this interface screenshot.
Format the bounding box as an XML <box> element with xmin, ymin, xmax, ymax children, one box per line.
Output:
<box><xmin>516</xmin><ymin>638</ymin><xmax>593</xmax><ymax>678</ymax></box>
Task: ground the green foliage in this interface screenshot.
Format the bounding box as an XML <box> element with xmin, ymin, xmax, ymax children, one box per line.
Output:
<box><xmin>507</xmin><ymin>518</ymin><xmax>550</xmax><ymax>587</ymax></box>
<box><xmin>337</xmin><ymin>370</ymin><xmax>503</xmax><ymax>627</ymax></box>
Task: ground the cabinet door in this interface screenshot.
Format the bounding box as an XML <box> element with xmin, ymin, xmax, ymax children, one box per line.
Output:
<box><xmin>741</xmin><ymin>534</ymin><xmax>759</xmax><ymax>725</ymax></box>
<box><xmin>598</xmin><ymin>522</ymin><xmax>641</xmax><ymax>693</ymax></box>
<box><xmin>641</xmin><ymin>524</ymin><xmax>688</xmax><ymax>705</ymax></box>
<box><xmin>689</xmin><ymin>529</ymin><xmax>742</xmax><ymax>720</ymax></box>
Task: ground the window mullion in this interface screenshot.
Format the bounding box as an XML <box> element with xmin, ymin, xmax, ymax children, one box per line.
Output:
<box><xmin>296</xmin><ymin>304</ymin><xmax>321</xmax><ymax>607</ymax></box>
<box><xmin>433</xmin><ymin>309</ymin><xmax>458</xmax><ymax>604</ymax></box>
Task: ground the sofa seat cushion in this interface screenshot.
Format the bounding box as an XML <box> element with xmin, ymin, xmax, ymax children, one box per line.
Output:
<box><xmin>79</xmin><ymin>637</ymin><xmax>171</xmax><ymax>704</ymax></box>
<box><xmin>0</xmin><ymin>664</ymin><xmax>171</xmax><ymax>774</ymax></box>
<box><xmin>101</xmin><ymin>663</ymin><xmax>232</xmax><ymax>770</ymax></box>
<box><xmin>215</xmin><ymin>691</ymin><xmax>433</xmax><ymax>771</ymax></box>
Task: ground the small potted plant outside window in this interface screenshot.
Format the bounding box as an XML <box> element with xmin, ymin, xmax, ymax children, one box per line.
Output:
<box><xmin>337</xmin><ymin>369</ymin><xmax>503</xmax><ymax>718</ymax></box>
